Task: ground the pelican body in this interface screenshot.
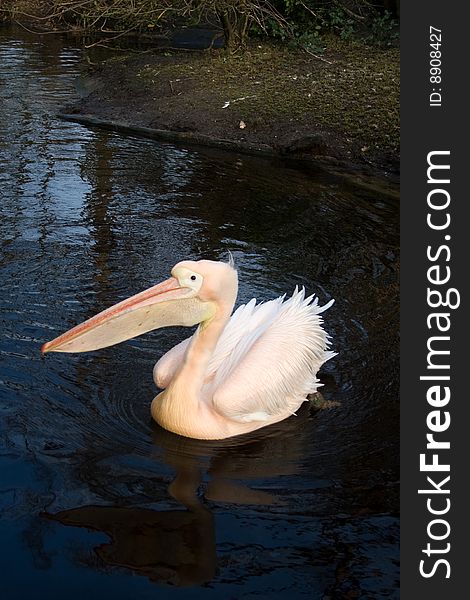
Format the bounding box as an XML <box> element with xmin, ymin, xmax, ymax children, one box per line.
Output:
<box><xmin>43</xmin><ymin>260</ymin><xmax>335</xmax><ymax>440</ymax></box>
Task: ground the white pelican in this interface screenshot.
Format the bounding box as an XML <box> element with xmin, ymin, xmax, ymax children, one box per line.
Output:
<box><xmin>42</xmin><ymin>259</ymin><xmax>335</xmax><ymax>440</ymax></box>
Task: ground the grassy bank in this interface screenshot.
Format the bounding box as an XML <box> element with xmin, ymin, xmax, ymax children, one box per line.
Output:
<box><xmin>72</xmin><ymin>37</ymin><xmax>399</xmax><ymax>174</ymax></box>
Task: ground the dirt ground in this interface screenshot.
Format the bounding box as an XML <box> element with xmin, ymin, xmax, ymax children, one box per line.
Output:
<box><xmin>68</xmin><ymin>38</ymin><xmax>399</xmax><ymax>177</ymax></box>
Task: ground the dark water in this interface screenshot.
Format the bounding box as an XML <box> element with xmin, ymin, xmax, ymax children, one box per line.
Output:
<box><xmin>0</xmin><ymin>26</ymin><xmax>399</xmax><ymax>599</ymax></box>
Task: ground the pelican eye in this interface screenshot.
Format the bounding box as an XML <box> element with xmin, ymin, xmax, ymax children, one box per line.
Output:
<box><xmin>190</xmin><ymin>275</ymin><xmax>197</xmax><ymax>281</ymax></box>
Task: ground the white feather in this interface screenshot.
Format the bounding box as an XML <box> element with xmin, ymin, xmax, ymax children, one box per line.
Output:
<box><xmin>154</xmin><ymin>288</ymin><xmax>335</xmax><ymax>424</ymax></box>
<box><xmin>207</xmin><ymin>288</ymin><xmax>335</xmax><ymax>421</ymax></box>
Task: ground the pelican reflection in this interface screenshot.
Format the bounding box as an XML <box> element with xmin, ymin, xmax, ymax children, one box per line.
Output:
<box><xmin>46</xmin><ymin>399</ymin><xmax>327</xmax><ymax>586</ymax></box>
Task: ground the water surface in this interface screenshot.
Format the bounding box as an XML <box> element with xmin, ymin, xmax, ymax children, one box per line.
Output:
<box><xmin>0</xmin><ymin>26</ymin><xmax>399</xmax><ymax>599</ymax></box>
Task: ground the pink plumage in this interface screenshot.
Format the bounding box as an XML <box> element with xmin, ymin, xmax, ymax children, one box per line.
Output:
<box><xmin>43</xmin><ymin>259</ymin><xmax>335</xmax><ymax>440</ymax></box>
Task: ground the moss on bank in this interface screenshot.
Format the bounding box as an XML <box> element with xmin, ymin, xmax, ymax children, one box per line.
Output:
<box><xmin>73</xmin><ymin>38</ymin><xmax>399</xmax><ymax>174</ymax></box>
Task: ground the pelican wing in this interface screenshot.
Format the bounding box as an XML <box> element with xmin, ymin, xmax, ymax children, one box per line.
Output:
<box><xmin>154</xmin><ymin>298</ymin><xmax>281</xmax><ymax>388</ymax></box>
<box><xmin>209</xmin><ymin>289</ymin><xmax>335</xmax><ymax>423</ymax></box>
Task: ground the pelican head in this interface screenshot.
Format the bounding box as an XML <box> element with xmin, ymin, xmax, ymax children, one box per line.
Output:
<box><xmin>42</xmin><ymin>259</ymin><xmax>238</xmax><ymax>354</ymax></box>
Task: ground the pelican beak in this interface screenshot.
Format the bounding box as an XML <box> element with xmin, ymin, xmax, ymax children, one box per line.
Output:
<box><xmin>42</xmin><ymin>277</ymin><xmax>215</xmax><ymax>354</ymax></box>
